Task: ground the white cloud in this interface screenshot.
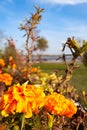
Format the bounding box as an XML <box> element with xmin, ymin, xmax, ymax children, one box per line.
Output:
<box><xmin>36</xmin><ymin>0</ymin><xmax>87</xmax><ymax>5</ymax></box>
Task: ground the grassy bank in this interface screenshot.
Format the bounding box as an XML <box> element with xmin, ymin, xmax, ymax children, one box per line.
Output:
<box><xmin>70</xmin><ymin>65</ymin><xmax>87</xmax><ymax>91</ymax></box>
<box><xmin>33</xmin><ymin>62</ymin><xmax>87</xmax><ymax>91</ymax></box>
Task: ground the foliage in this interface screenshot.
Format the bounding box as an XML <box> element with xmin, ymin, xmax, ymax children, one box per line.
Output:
<box><xmin>63</xmin><ymin>37</ymin><xmax>87</xmax><ymax>58</ymax></box>
<box><xmin>37</xmin><ymin>37</ymin><xmax>48</xmax><ymax>51</ymax></box>
<box><xmin>82</xmin><ymin>51</ymin><xmax>87</xmax><ymax>66</ymax></box>
<box><xmin>37</xmin><ymin>37</ymin><xmax>48</xmax><ymax>62</ymax></box>
<box><xmin>19</xmin><ymin>6</ymin><xmax>44</xmax><ymax>70</ymax></box>
<box><xmin>3</xmin><ymin>38</ymin><xmax>17</xmax><ymax>64</ymax></box>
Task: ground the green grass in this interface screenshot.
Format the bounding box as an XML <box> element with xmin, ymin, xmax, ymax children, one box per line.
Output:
<box><xmin>70</xmin><ymin>64</ymin><xmax>87</xmax><ymax>91</ymax></box>
<box><xmin>33</xmin><ymin>62</ymin><xmax>66</xmax><ymax>73</ymax></box>
<box><xmin>33</xmin><ymin>62</ymin><xmax>87</xmax><ymax>91</ymax></box>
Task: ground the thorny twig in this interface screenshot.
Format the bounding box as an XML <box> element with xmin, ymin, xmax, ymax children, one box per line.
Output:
<box><xmin>19</xmin><ymin>6</ymin><xmax>44</xmax><ymax>73</ymax></box>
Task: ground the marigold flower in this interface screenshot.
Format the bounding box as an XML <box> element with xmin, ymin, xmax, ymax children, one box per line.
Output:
<box><xmin>0</xmin><ymin>124</ymin><xmax>6</xmax><ymax>130</ymax></box>
<box><xmin>0</xmin><ymin>59</ymin><xmax>5</xmax><ymax>67</ymax></box>
<box><xmin>0</xmin><ymin>83</ymin><xmax>45</xmax><ymax>118</ymax></box>
<box><xmin>44</xmin><ymin>92</ymin><xmax>77</xmax><ymax>118</ymax></box>
<box><xmin>29</xmin><ymin>67</ymin><xmax>40</xmax><ymax>73</ymax></box>
<box><xmin>0</xmin><ymin>73</ymin><xmax>13</xmax><ymax>86</ymax></box>
<box><xmin>22</xmin><ymin>68</ymin><xmax>27</xmax><ymax>78</ymax></box>
<box><xmin>22</xmin><ymin>68</ymin><xmax>27</xmax><ymax>72</ymax></box>
<box><xmin>12</xmin><ymin>64</ymin><xmax>17</xmax><ymax>69</ymax></box>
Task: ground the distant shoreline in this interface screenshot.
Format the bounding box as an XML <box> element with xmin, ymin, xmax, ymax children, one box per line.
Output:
<box><xmin>32</xmin><ymin>54</ymin><xmax>81</xmax><ymax>63</ymax></box>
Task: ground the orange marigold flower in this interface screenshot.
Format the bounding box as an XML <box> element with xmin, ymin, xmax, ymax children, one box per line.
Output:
<box><xmin>0</xmin><ymin>124</ymin><xmax>6</xmax><ymax>130</ymax></box>
<box><xmin>0</xmin><ymin>73</ymin><xmax>13</xmax><ymax>86</ymax></box>
<box><xmin>12</xmin><ymin>64</ymin><xmax>17</xmax><ymax>69</ymax></box>
<box><xmin>0</xmin><ymin>59</ymin><xmax>5</xmax><ymax>67</ymax></box>
<box><xmin>22</xmin><ymin>68</ymin><xmax>27</xmax><ymax>72</ymax></box>
<box><xmin>44</xmin><ymin>92</ymin><xmax>77</xmax><ymax>118</ymax></box>
<box><xmin>22</xmin><ymin>68</ymin><xmax>27</xmax><ymax>78</ymax></box>
<box><xmin>29</xmin><ymin>67</ymin><xmax>40</xmax><ymax>73</ymax></box>
<box><xmin>0</xmin><ymin>83</ymin><xmax>45</xmax><ymax>118</ymax></box>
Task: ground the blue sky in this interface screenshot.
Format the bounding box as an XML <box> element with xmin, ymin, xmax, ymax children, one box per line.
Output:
<box><xmin>0</xmin><ymin>0</ymin><xmax>87</xmax><ymax>54</ymax></box>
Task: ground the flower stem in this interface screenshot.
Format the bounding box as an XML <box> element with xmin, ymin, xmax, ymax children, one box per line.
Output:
<box><xmin>47</xmin><ymin>113</ymin><xmax>54</xmax><ymax>130</ymax></box>
<box><xmin>21</xmin><ymin>114</ymin><xmax>25</xmax><ymax>130</ymax></box>
<box><xmin>49</xmin><ymin>128</ymin><xmax>52</xmax><ymax>130</ymax></box>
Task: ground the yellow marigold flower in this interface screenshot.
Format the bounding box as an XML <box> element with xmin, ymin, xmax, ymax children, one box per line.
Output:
<box><xmin>0</xmin><ymin>59</ymin><xmax>5</xmax><ymax>67</ymax></box>
<box><xmin>0</xmin><ymin>83</ymin><xmax>45</xmax><ymax>118</ymax></box>
<box><xmin>0</xmin><ymin>73</ymin><xmax>13</xmax><ymax>85</ymax></box>
<box><xmin>44</xmin><ymin>92</ymin><xmax>77</xmax><ymax>118</ymax></box>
